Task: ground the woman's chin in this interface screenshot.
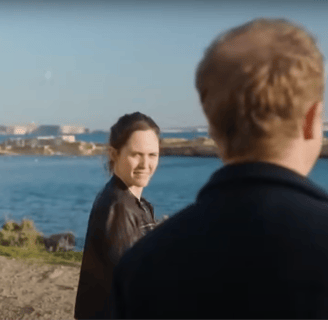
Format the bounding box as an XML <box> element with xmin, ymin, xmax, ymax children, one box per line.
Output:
<box><xmin>132</xmin><ymin>177</ymin><xmax>150</xmax><ymax>187</ymax></box>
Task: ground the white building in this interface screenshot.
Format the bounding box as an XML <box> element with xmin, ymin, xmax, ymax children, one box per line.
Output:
<box><xmin>61</xmin><ymin>135</ymin><xmax>76</xmax><ymax>143</ymax></box>
<box><xmin>60</xmin><ymin>125</ymin><xmax>87</xmax><ymax>135</ymax></box>
<box><xmin>6</xmin><ymin>123</ymin><xmax>38</xmax><ymax>135</ymax></box>
<box><xmin>7</xmin><ymin>126</ymin><xmax>28</xmax><ymax>135</ymax></box>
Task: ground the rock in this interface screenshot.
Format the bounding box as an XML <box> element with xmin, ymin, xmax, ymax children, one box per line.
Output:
<box><xmin>199</xmin><ymin>138</ymin><xmax>216</xmax><ymax>146</ymax></box>
<box><xmin>42</xmin><ymin>232</ymin><xmax>75</xmax><ymax>252</ymax></box>
<box><xmin>160</xmin><ymin>145</ymin><xmax>218</xmax><ymax>157</ymax></box>
<box><xmin>161</xmin><ymin>138</ymin><xmax>187</xmax><ymax>144</ymax></box>
<box><xmin>49</xmin><ymin>269</ymin><xmax>64</xmax><ymax>279</ymax></box>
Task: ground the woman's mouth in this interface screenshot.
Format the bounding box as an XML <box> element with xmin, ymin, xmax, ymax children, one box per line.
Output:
<box><xmin>134</xmin><ymin>172</ymin><xmax>149</xmax><ymax>176</ymax></box>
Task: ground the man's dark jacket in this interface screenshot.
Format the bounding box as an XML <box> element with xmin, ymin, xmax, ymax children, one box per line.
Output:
<box><xmin>74</xmin><ymin>175</ymin><xmax>155</xmax><ymax>320</ymax></box>
<box><xmin>111</xmin><ymin>162</ymin><xmax>328</xmax><ymax>319</ymax></box>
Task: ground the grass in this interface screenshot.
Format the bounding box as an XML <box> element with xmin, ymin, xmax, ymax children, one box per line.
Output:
<box><xmin>0</xmin><ymin>217</ymin><xmax>169</xmax><ymax>267</ymax></box>
<box><xmin>0</xmin><ymin>219</ymin><xmax>83</xmax><ymax>267</ymax></box>
<box><xmin>0</xmin><ymin>245</ymin><xmax>83</xmax><ymax>267</ymax></box>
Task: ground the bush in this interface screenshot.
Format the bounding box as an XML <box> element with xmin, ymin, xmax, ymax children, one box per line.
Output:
<box><xmin>0</xmin><ymin>219</ymin><xmax>44</xmax><ymax>249</ymax></box>
<box><xmin>0</xmin><ymin>219</ymin><xmax>82</xmax><ymax>266</ymax></box>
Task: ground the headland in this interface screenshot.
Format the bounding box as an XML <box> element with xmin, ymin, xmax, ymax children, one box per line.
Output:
<box><xmin>1</xmin><ymin>135</ymin><xmax>328</xmax><ymax>158</ymax></box>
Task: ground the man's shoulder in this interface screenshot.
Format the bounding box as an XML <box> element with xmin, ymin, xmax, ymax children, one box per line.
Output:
<box><xmin>117</xmin><ymin>163</ymin><xmax>328</xmax><ymax>269</ymax></box>
<box><xmin>197</xmin><ymin>162</ymin><xmax>328</xmax><ymax>205</ymax></box>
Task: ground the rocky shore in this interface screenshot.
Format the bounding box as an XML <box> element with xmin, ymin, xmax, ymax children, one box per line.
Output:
<box><xmin>1</xmin><ymin>136</ymin><xmax>328</xmax><ymax>158</ymax></box>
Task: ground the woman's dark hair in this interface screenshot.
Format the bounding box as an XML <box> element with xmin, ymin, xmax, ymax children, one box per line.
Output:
<box><xmin>108</xmin><ymin>112</ymin><xmax>160</xmax><ymax>173</ymax></box>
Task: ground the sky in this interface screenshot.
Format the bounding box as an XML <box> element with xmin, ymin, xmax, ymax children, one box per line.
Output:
<box><xmin>0</xmin><ymin>0</ymin><xmax>327</xmax><ymax>131</ymax></box>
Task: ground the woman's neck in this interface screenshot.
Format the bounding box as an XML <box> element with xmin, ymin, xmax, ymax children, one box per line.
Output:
<box><xmin>128</xmin><ymin>186</ymin><xmax>143</xmax><ymax>200</ymax></box>
<box><xmin>114</xmin><ymin>174</ymin><xmax>143</xmax><ymax>200</ymax></box>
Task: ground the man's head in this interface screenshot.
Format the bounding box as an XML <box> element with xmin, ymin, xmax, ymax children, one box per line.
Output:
<box><xmin>196</xmin><ymin>18</ymin><xmax>325</xmax><ymax>175</ymax></box>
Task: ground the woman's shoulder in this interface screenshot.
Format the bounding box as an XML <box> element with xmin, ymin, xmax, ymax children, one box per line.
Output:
<box><xmin>93</xmin><ymin>180</ymin><xmax>119</xmax><ymax>208</ymax></box>
<box><xmin>85</xmin><ymin>183</ymin><xmax>121</xmax><ymax>231</ymax></box>
<box><xmin>92</xmin><ymin>177</ymin><xmax>135</xmax><ymax>212</ymax></box>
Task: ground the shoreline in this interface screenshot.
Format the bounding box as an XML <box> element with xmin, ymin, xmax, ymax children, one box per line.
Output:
<box><xmin>2</xmin><ymin>136</ymin><xmax>328</xmax><ymax>158</ymax></box>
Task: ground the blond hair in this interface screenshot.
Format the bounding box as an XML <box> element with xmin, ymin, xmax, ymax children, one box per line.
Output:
<box><xmin>196</xmin><ymin>18</ymin><xmax>325</xmax><ymax>160</ymax></box>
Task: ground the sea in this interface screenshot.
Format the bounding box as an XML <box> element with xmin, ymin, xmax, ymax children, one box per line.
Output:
<box><xmin>1</xmin><ymin>130</ymin><xmax>328</xmax><ymax>251</ymax></box>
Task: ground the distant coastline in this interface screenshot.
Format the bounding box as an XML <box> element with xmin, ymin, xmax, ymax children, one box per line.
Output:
<box><xmin>0</xmin><ymin>136</ymin><xmax>217</xmax><ymax>157</ymax></box>
<box><xmin>1</xmin><ymin>135</ymin><xmax>328</xmax><ymax>158</ymax></box>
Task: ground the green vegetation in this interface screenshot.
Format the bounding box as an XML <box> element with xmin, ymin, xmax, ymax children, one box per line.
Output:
<box><xmin>0</xmin><ymin>219</ymin><xmax>82</xmax><ymax>267</ymax></box>
<box><xmin>0</xmin><ymin>219</ymin><xmax>44</xmax><ymax>247</ymax></box>
<box><xmin>0</xmin><ymin>217</ymin><xmax>170</xmax><ymax>267</ymax></box>
<box><xmin>0</xmin><ymin>245</ymin><xmax>83</xmax><ymax>267</ymax></box>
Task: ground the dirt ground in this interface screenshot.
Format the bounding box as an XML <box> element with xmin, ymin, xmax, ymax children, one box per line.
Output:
<box><xmin>0</xmin><ymin>255</ymin><xmax>81</xmax><ymax>320</ymax></box>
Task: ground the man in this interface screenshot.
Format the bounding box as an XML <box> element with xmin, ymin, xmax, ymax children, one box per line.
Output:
<box><xmin>111</xmin><ymin>19</ymin><xmax>328</xmax><ymax>318</ymax></box>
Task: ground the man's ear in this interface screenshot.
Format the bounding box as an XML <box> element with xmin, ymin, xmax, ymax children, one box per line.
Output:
<box><xmin>108</xmin><ymin>146</ymin><xmax>117</xmax><ymax>162</ymax></box>
<box><xmin>303</xmin><ymin>101</ymin><xmax>322</xmax><ymax>140</ymax></box>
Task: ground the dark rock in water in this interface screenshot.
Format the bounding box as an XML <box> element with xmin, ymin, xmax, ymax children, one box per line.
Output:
<box><xmin>42</xmin><ymin>232</ymin><xmax>75</xmax><ymax>252</ymax></box>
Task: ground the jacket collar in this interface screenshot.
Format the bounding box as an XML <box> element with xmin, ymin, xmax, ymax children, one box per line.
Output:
<box><xmin>111</xmin><ymin>174</ymin><xmax>129</xmax><ymax>192</ymax></box>
<box><xmin>110</xmin><ymin>174</ymin><xmax>154</xmax><ymax>218</ymax></box>
<box><xmin>197</xmin><ymin>161</ymin><xmax>328</xmax><ymax>202</ymax></box>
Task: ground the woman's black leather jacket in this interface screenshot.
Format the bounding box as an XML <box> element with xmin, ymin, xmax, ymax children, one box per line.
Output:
<box><xmin>74</xmin><ymin>175</ymin><xmax>156</xmax><ymax>319</ymax></box>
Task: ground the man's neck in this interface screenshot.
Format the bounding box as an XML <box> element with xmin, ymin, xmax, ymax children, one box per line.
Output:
<box><xmin>231</xmin><ymin>158</ymin><xmax>308</xmax><ymax>176</ymax></box>
<box><xmin>225</xmin><ymin>149</ymin><xmax>311</xmax><ymax>177</ymax></box>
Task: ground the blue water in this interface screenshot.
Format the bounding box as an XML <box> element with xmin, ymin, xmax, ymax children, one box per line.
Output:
<box><xmin>0</xmin><ymin>155</ymin><xmax>220</xmax><ymax>251</ymax></box>
<box><xmin>1</xmin><ymin>153</ymin><xmax>328</xmax><ymax>252</ymax></box>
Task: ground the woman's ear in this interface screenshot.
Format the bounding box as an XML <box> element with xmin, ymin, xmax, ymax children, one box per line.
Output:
<box><xmin>108</xmin><ymin>146</ymin><xmax>117</xmax><ymax>162</ymax></box>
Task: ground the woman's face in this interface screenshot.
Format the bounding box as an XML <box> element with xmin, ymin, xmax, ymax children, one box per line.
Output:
<box><xmin>112</xmin><ymin>129</ymin><xmax>160</xmax><ymax>189</ymax></box>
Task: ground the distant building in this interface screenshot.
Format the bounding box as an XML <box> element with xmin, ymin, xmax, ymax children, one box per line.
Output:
<box><xmin>26</xmin><ymin>123</ymin><xmax>38</xmax><ymax>134</ymax></box>
<box><xmin>0</xmin><ymin>125</ymin><xmax>7</xmax><ymax>134</ymax></box>
<box><xmin>32</xmin><ymin>125</ymin><xmax>61</xmax><ymax>136</ymax></box>
<box><xmin>6</xmin><ymin>123</ymin><xmax>38</xmax><ymax>135</ymax></box>
<box><xmin>61</xmin><ymin>135</ymin><xmax>76</xmax><ymax>143</ymax></box>
<box><xmin>7</xmin><ymin>126</ymin><xmax>28</xmax><ymax>135</ymax></box>
<box><xmin>5</xmin><ymin>136</ymin><xmax>65</xmax><ymax>148</ymax></box>
<box><xmin>161</xmin><ymin>125</ymin><xmax>208</xmax><ymax>133</ymax></box>
<box><xmin>60</xmin><ymin>126</ymin><xmax>88</xmax><ymax>135</ymax></box>
<box><xmin>5</xmin><ymin>137</ymin><xmax>26</xmax><ymax>147</ymax></box>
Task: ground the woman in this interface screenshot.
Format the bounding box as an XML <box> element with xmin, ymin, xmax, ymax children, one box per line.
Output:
<box><xmin>75</xmin><ymin>112</ymin><xmax>160</xmax><ymax>319</ymax></box>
